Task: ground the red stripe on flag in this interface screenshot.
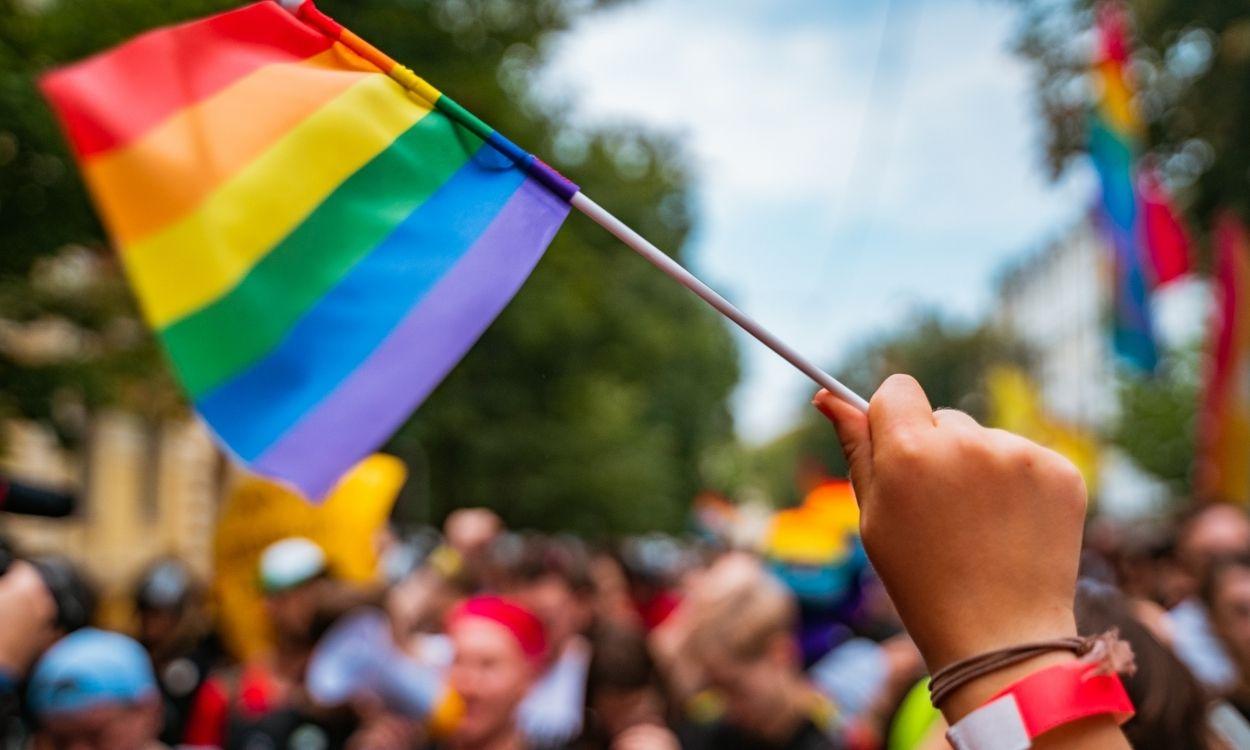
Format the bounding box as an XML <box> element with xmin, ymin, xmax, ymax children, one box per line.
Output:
<box><xmin>40</xmin><ymin>1</ymin><xmax>332</xmax><ymax>159</ymax></box>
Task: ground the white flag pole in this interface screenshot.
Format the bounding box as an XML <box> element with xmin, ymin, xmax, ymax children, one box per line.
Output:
<box><xmin>570</xmin><ymin>193</ymin><xmax>870</xmax><ymax>413</ymax></box>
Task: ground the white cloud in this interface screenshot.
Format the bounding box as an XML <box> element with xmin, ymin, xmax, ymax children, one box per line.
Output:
<box><xmin>541</xmin><ymin>0</ymin><xmax>1095</xmax><ymax>441</ymax></box>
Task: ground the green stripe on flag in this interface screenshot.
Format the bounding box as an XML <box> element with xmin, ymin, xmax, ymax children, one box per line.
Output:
<box><xmin>161</xmin><ymin>111</ymin><xmax>485</xmax><ymax>397</ymax></box>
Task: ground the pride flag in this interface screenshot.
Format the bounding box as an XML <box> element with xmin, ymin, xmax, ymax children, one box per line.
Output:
<box><xmin>764</xmin><ymin>479</ymin><xmax>864</xmax><ymax>606</ymax></box>
<box><xmin>1197</xmin><ymin>215</ymin><xmax>1250</xmax><ymax>504</ymax></box>
<box><xmin>1088</xmin><ymin>2</ymin><xmax>1190</xmax><ymax>372</ymax></box>
<box><xmin>41</xmin><ymin>1</ymin><xmax>577</xmax><ymax>498</ymax></box>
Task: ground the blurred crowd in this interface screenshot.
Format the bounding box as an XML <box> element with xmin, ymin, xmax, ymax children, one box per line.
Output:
<box><xmin>8</xmin><ymin>491</ymin><xmax>1250</xmax><ymax>749</ymax></box>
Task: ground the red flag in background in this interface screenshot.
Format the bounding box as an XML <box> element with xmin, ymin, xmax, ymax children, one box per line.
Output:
<box><xmin>1138</xmin><ymin>169</ymin><xmax>1192</xmax><ymax>287</ymax></box>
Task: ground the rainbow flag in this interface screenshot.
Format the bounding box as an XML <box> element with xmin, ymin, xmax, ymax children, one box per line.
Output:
<box><xmin>40</xmin><ymin>1</ymin><xmax>577</xmax><ymax>498</ymax></box>
<box><xmin>764</xmin><ymin>479</ymin><xmax>864</xmax><ymax>606</ymax></box>
<box><xmin>1197</xmin><ymin>214</ymin><xmax>1250</xmax><ymax>504</ymax></box>
<box><xmin>1088</xmin><ymin>2</ymin><xmax>1190</xmax><ymax>372</ymax></box>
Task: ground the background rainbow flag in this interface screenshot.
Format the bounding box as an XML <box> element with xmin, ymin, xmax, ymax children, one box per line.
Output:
<box><xmin>40</xmin><ymin>1</ymin><xmax>577</xmax><ymax>498</ymax></box>
<box><xmin>1088</xmin><ymin>2</ymin><xmax>1190</xmax><ymax>372</ymax></box>
<box><xmin>1198</xmin><ymin>215</ymin><xmax>1250</xmax><ymax>504</ymax></box>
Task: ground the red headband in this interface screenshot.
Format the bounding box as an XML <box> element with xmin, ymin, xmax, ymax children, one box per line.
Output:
<box><xmin>448</xmin><ymin>596</ymin><xmax>547</xmax><ymax>661</ymax></box>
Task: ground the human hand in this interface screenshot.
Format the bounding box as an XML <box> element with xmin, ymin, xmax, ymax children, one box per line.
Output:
<box><xmin>0</xmin><ymin>560</ymin><xmax>58</xmax><ymax>678</ymax></box>
<box><xmin>813</xmin><ymin>376</ymin><xmax>1086</xmax><ymax>707</ymax></box>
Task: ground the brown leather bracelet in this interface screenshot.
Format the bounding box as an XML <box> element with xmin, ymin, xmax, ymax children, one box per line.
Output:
<box><xmin>928</xmin><ymin>630</ymin><xmax>1135</xmax><ymax>708</ymax></box>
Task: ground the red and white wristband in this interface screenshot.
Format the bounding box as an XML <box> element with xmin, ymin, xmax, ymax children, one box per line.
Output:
<box><xmin>946</xmin><ymin>658</ymin><xmax>1134</xmax><ymax>750</ymax></box>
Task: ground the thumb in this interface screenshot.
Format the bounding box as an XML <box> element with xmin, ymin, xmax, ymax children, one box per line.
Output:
<box><xmin>812</xmin><ymin>389</ymin><xmax>873</xmax><ymax>492</ymax></box>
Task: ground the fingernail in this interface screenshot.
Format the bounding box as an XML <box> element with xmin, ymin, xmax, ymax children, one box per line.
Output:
<box><xmin>812</xmin><ymin>396</ymin><xmax>835</xmax><ymax>421</ymax></box>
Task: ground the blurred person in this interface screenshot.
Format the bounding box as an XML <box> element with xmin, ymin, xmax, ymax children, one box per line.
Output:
<box><xmin>1076</xmin><ymin>578</ymin><xmax>1242</xmax><ymax>749</ymax></box>
<box><xmin>511</xmin><ymin>537</ymin><xmax>594</xmax><ymax>748</ymax></box>
<box><xmin>131</xmin><ymin>558</ymin><xmax>223</xmax><ymax>746</ymax></box>
<box><xmin>445</xmin><ymin>508</ymin><xmax>503</xmax><ymax>590</ymax></box>
<box><xmin>0</xmin><ymin>557</ymin><xmax>60</xmax><ymax>746</ymax></box>
<box><xmin>1171</xmin><ymin>503</ymin><xmax>1250</xmax><ymax>690</ymax></box>
<box><xmin>27</xmin><ymin>628</ymin><xmax>163</xmax><ymax>750</ymax></box>
<box><xmin>445</xmin><ymin>509</ymin><xmax>503</xmax><ymax>559</ymax></box>
<box><xmin>678</xmin><ymin>553</ymin><xmax>848</xmax><ymax>750</ymax></box>
<box><xmin>387</xmin><ymin>565</ymin><xmax>463</xmax><ymax>671</ymax></box>
<box><xmin>0</xmin><ymin>550</ymin><xmax>96</xmax><ymax>748</ymax></box>
<box><xmin>815</xmin><ymin>376</ymin><xmax>1132</xmax><ymax>747</ymax></box>
<box><xmin>445</xmin><ymin>595</ymin><xmax>546</xmax><ymax>750</ymax></box>
<box><xmin>1099</xmin><ymin>522</ymin><xmax>1187</xmax><ymax>611</ymax></box>
<box><xmin>618</xmin><ymin>536</ymin><xmax>684</xmax><ymax>631</ymax></box>
<box><xmin>808</xmin><ymin>633</ymin><xmax>923</xmax><ymax>747</ymax></box>
<box><xmin>1204</xmin><ymin>555</ymin><xmax>1250</xmax><ymax>722</ymax></box>
<box><xmin>574</xmin><ymin>624</ymin><xmax>678</xmax><ymax>750</ymax></box>
<box><xmin>185</xmin><ymin>536</ymin><xmax>357</xmax><ymax>749</ymax></box>
<box><xmin>586</xmin><ymin>552</ymin><xmax>640</xmax><ymax>631</ymax></box>
<box><xmin>1151</xmin><ymin>541</ymin><xmax>1194</xmax><ymax>612</ymax></box>
<box><xmin>384</xmin><ymin>532</ymin><xmax>472</xmax><ymax>673</ymax></box>
<box><xmin>345</xmin><ymin>706</ymin><xmax>425</xmax><ymax>750</ymax></box>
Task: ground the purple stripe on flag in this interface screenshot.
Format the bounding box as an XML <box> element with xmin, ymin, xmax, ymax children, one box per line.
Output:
<box><xmin>253</xmin><ymin>177</ymin><xmax>569</xmax><ymax>498</ymax></box>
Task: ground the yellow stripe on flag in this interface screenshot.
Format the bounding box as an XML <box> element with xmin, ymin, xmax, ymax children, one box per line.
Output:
<box><xmin>84</xmin><ymin>47</ymin><xmax>375</xmax><ymax>246</ymax></box>
<box><xmin>122</xmin><ymin>75</ymin><xmax>432</xmax><ymax>327</ymax></box>
<box><xmin>1096</xmin><ymin>61</ymin><xmax>1139</xmax><ymax>136</ymax></box>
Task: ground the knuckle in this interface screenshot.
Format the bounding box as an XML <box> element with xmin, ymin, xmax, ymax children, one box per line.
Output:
<box><xmin>882</xmin><ymin>428</ymin><xmax>925</xmax><ymax>467</ymax></box>
<box><xmin>953</xmin><ymin>430</ymin><xmax>992</xmax><ymax>460</ymax></box>
<box><xmin>1050</xmin><ymin>456</ymin><xmax>1088</xmax><ymax>507</ymax></box>
<box><xmin>986</xmin><ymin>433</ymin><xmax>1039</xmax><ymax>472</ymax></box>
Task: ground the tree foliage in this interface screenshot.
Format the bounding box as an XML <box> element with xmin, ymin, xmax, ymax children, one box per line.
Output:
<box><xmin>1007</xmin><ymin>0</ymin><xmax>1250</xmax><ymax>238</ymax></box>
<box><xmin>0</xmin><ymin>0</ymin><xmax>739</xmax><ymax>534</ymax></box>
<box><xmin>1110</xmin><ymin>344</ymin><xmax>1200</xmax><ymax>497</ymax></box>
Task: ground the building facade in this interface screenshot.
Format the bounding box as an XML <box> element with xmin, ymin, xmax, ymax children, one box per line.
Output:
<box><xmin>1</xmin><ymin>415</ymin><xmax>226</xmax><ymax>625</ymax></box>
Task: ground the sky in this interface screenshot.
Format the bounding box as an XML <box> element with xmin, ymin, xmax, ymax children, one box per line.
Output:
<box><xmin>540</xmin><ymin>0</ymin><xmax>1099</xmax><ymax>441</ymax></box>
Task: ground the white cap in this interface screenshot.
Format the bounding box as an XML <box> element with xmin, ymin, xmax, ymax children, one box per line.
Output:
<box><xmin>259</xmin><ymin>537</ymin><xmax>326</xmax><ymax>593</ymax></box>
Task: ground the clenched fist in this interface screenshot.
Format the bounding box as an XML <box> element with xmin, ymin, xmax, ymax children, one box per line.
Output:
<box><xmin>814</xmin><ymin>375</ymin><xmax>1097</xmax><ymax>728</ymax></box>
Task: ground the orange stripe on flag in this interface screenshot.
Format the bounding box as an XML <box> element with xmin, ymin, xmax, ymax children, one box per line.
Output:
<box><xmin>81</xmin><ymin>46</ymin><xmax>376</xmax><ymax>246</ymax></box>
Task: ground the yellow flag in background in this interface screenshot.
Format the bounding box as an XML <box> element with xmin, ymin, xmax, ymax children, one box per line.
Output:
<box><xmin>212</xmin><ymin>453</ymin><xmax>406</xmax><ymax>659</ymax></box>
<box><xmin>987</xmin><ymin>366</ymin><xmax>1100</xmax><ymax>495</ymax></box>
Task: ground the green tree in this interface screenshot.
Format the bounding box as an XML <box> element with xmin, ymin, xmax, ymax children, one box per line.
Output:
<box><xmin>1110</xmin><ymin>344</ymin><xmax>1201</xmax><ymax>497</ymax></box>
<box><xmin>0</xmin><ymin>0</ymin><xmax>739</xmax><ymax>534</ymax></box>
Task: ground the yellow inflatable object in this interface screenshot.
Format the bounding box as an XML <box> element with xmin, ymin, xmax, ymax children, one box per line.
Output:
<box><xmin>213</xmin><ymin>454</ymin><xmax>406</xmax><ymax>659</ymax></box>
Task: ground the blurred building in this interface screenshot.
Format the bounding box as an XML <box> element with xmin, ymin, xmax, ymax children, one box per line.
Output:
<box><xmin>1</xmin><ymin>414</ymin><xmax>226</xmax><ymax>624</ymax></box>
<box><xmin>994</xmin><ymin>219</ymin><xmax>1191</xmax><ymax>517</ymax></box>
<box><xmin>997</xmin><ymin>220</ymin><xmax>1115</xmax><ymax>428</ymax></box>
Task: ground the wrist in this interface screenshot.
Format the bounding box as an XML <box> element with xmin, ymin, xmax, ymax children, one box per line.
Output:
<box><xmin>944</xmin><ymin>651</ymin><xmax>1135</xmax><ymax>750</ymax></box>
<box><xmin>922</xmin><ymin>609</ymin><xmax>1078</xmax><ymax>676</ymax></box>
<box><xmin>937</xmin><ymin>651</ymin><xmax>1077</xmax><ymax>724</ymax></box>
